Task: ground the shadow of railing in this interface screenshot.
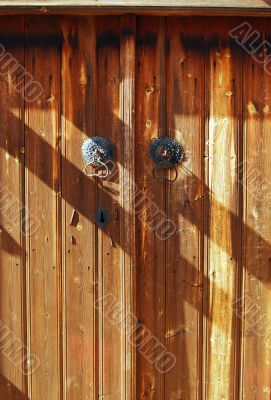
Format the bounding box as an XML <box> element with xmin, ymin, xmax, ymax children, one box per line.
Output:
<box><xmin>0</xmin><ymin>374</ymin><xmax>28</xmax><ymax>400</ymax></box>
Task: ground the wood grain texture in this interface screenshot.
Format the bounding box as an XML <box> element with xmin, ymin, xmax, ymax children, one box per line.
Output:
<box><xmin>1</xmin><ymin>14</ymin><xmax>271</xmax><ymax>400</ymax></box>
<box><xmin>241</xmin><ymin>18</ymin><xmax>271</xmax><ymax>400</ymax></box>
<box><xmin>96</xmin><ymin>16</ymin><xmax>123</xmax><ymax>400</ymax></box>
<box><xmin>135</xmin><ymin>16</ymin><xmax>166</xmax><ymax>400</ymax></box>
<box><xmin>25</xmin><ymin>16</ymin><xmax>61</xmax><ymax>400</ymax></box>
<box><xmin>120</xmin><ymin>15</ymin><xmax>136</xmax><ymax>400</ymax></box>
<box><xmin>165</xmin><ymin>16</ymin><xmax>204</xmax><ymax>400</ymax></box>
<box><xmin>1</xmin><ymin>0</ymin><xmax>271</xmax><ymax>13</ymax></box>
<box><xmin>0</xmin><ymin>16</ymin><xmax>26</xmax><ymax>400</ymax></box>
<box><xmin>61</xmin><ymin>16</ymin><xmax>97</xmax><ymax>400</ymax></box>
<box><xmin>0</xmin><ymin>0</ymin><xmax>270</xmax><ymax>6</ymax></box>
<box><xmin>204</xmin><ymin>17</ymin><xmax>243</xmax><ymax>400</ymax></box>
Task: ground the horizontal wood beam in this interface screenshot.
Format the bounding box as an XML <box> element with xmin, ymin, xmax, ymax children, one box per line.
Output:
<box><xmin>1</xmin><ymin>1</ymin><xmax>271</xmax><ymax>15</ymax></box>
<box><xmin>1</xmin><ymin>0</ymin><xmax>271</xmax><ymax>7</ymax></box>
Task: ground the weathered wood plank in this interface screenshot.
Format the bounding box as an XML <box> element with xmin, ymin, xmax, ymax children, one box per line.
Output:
<box><xmin>204</xmin><ymin>17</ymin><xmax>243</xmax><ymax>400</ymax></box>
<box><xmin>241</xmin><ymin>18</ymin><xmax>271</xmax><ymax>400</ymax></box>
<box><xmin>135</xmin><ymin>16</ymin><xmax>166</xmax><ymax>400</ymax></box>
<box><xmin>165</xmin><ymin>16</ymin><xmax>204</xmax><ymax>400</ymax></box>
<box><xmin>2</xmin><ymin>14</ymin><xmax>271</xmax><ymax>400</ymax></box>
<box><xmin>61</xmin><ymin>16</ymin><xmax>97</xmax><ymax>400</ymax></box>
<box><xmin>25</xmin><ymin>16</ymin><xmax>61</xmax><ymax>400</ymax></box>
<box><xmin>0</xmin><ymin>16</ymin><xmax>27</xmax><ymax>400</ymax></box>
<box><xmin>0</xmin><ymin>0</ymin><xmax>270</xmax><ymax>7</ymax></box>
<box><xmin>119</xmin><ymin>15</ymin><xmax>136</xmax><ymax>400</ymax></box>
<box><xmin>96</xmin><ymin>16</ymin><xmax>123</xmax><ymax>400</ymax></box>
<box><xmin>1</xmin><ymin>0</ymin><xmax>271</xmax><ymax>13</ymax></box>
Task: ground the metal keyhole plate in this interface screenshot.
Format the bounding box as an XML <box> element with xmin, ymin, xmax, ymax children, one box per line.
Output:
<box><xmin>95</xmin><ymin>206</ymin><xmax>110</xmax><ymax>229</ymax></box>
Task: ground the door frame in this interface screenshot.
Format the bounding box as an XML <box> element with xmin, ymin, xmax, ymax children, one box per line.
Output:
<box><xmin>1</xmin><ymin>0</ymin><xmax>271</xmax><ymax>16</ymax></box>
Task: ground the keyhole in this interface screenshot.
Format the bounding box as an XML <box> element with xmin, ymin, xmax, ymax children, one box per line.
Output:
<box><xmin>95</xmin><ymin>206</ymin><xmax>110</xmax><ymax>228</ymax></box>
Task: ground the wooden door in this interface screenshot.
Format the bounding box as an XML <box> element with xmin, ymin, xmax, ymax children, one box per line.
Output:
<box><xmin>0</xmin><ymin>14</ymin><xmax>270</xmax><ymax>400</ymax></box>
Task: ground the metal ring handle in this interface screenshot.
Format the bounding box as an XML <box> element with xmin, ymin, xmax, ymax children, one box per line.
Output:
<box><xmin>153</xmin><ymin>165</ymin><xmax>178</xmax><ymax>183</ymax></box>
<box><xmin>84</xmin><ymin>161</ymin><xmax>109</xmax><ymax>179</ymax></box>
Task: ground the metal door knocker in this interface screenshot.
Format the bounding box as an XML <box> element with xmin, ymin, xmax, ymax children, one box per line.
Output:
<box><xmin>82</xmin><ymin>136</ymin><xmax>114</xmax><ymax>179</ymax></box>
<box><xmin>149</xmin><ymin>136</ymin><xmax>184</xmax><ymax>183</ymax></box>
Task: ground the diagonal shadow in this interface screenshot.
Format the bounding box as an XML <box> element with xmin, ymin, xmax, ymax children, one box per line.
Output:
<box><xmin>0</xmin><ymin>112</ymin><xmax>118</xmax><ymax>229</ymax></box>
<box><xmin>0</xmin><ymin>374</ymin><xmax>28</xmax><ymax>400</ymax></box>
<box><xmin>1</xmin><ymin>112</ymin><xmax>270</xmax><ymax>308</ymax></box>
<box><xmin>0</xmin><ymin>226</ymin><xmax>21</xmax><ymax>256</ymax></box>
<box><xmin>2</xmin><ymin>17</ymin><xmax>265</xmax><ymax>305</ymax></box>
<box><xmin>183</xmin><ymin>170</ymin><xmax>271</xmax><ymax>283</ymax></box>
<box><xmin>0</xmin><ymin>17</ymin><xmax>271</xmax><ymax>399</ymax></box>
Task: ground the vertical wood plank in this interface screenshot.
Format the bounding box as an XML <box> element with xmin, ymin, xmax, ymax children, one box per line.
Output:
<box><xmin>120</xmin><ymin>15</ymin><xmax>136</xmax><ymax>400</ymax></box>
<box><xmin>241</xmin><ymin>18</ymin><xmax>271</xmax><ymax>400</ymax></box>
<box><xmin>96</xmin><ymin>16</ymin><xmax>122</xmax><ymax>400</ymax></box>
<box><xmin>204</xmin><ymin>17</ymin><xmax>242</xmax><ymax>400</ymax></box>
<box><xmin>135</xmin><ymin>16</ymin><xmax>166</xmax><ymax>400</ymax></box>
<box><xmin>61</xmin><ymin>17</ymin><xmax>97</xmax><ymax>400</ymax></box>
<box><xmin>25</xmin><ymin>16</ymin><xmax>61</xmax><ymax>400</ymax></box>
<box><xmin>165</xmin><ymin>16</ymin><xmax>204</xmax><ymax>400</ymax></box>
<box><xmin>0</xmin><ymin>16</ymin><xmax>27</xmax><ymax>400</ymax></box>
<box><xmin>3</xmin><ymin>14</ymin><xmax>271</xmax><ymax>400</ymax></box>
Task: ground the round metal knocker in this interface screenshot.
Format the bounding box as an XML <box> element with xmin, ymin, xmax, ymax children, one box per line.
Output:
<box><xmin>82</xmin><ymin>136</ymin><xmax>114</xmax><ymax>179</ymax></box>
<box><xmin>149</xmin><ymin>136</ymin><xmax>184</xmax><ymax>183</ymax></box>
